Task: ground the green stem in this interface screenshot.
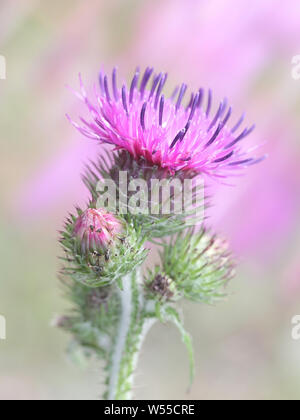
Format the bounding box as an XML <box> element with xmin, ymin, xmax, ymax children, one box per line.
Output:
<box><xmin>107</xmin><ymin>271</ymin><xmax>156</xmax><ymax>400</ymax></box>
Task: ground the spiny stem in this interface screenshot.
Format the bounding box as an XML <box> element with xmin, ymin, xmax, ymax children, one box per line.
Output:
<box><xmin>106</xmin><ymin>271</ymin><xmax>156</xmax><ymax>400</ymax></box>
<box><xmin>107</xmin><ymin>273</ymin><xmax>132</xmax><ymax>400</ymax></box>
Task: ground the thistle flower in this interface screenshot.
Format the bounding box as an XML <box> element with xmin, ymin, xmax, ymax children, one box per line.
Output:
<box><xmin>73</xmin><ymin>208</ymin><xmax>122</xmax><ymax>254</ymax></box>
<box><xmin>67</xmin><ymin>67</ymin><xmax>265</xmax><ymax>179</ymax></box>
<box><xmin>59</xmin><ymin>65</ymin><xmax>264</xmax><ymax>401</ymax></box>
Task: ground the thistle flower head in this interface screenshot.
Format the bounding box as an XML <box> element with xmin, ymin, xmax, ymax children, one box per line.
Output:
<box><xmin>73</xmin><ymin>208</ymin><xmax>122</xmax><ymax>254</ymax></box>
<box><xmin>68</xmin><ymin>67</ymin><xmax>265</xmax><ymax>179</ymax></box>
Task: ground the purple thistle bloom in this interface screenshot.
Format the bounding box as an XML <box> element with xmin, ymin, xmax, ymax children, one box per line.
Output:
<box><xmin>67</xmin><ymin>67</ymin><xmax>265</xmax><ymax>178</ymax></box>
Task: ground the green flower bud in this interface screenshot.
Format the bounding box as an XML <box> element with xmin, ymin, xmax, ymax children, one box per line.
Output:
<box><xmin>159</xmin><ymin>229</ymin><xmax>235</xmax><ymax>303</ymax></box>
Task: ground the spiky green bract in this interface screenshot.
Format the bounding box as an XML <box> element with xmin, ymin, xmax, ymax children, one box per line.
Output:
<box><xmin>157</xmin><ymin>229</ymin><xmax>235</xmax><ymax>303</ymax></box>
<box><xmin>60</xmin><ymin>208</ymin><xmax>148</xmax><ymax>288</ymax></box>
<box><xmin>83</xmin><ymin>151</ymin><xmax>205</xmax><ymax>239</ymax></box>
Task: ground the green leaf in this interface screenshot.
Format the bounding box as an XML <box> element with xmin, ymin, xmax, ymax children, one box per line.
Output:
<box><xmin>165</xmin><ymin>306</ymin><xmax>195</xmax><ymax>389</ymax></box>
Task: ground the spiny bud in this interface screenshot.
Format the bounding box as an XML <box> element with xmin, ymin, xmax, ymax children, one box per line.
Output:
<box><xmin>73</xmin><ymin>208</ymin><xmax>122</xmax><ymax>254</ymax></box>
<box><xmin>60</xmin><ymin>206</ymin><xmax>148</xmax><ymax>288</ymax></box>
<box><xmin>160</xmin><ymin>229</ymin><xmax>236</xmax><ymax>303</ymax></box>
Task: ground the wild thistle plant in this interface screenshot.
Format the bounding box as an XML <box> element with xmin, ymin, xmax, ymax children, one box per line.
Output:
<box><xmin>57</xmin><ymin>67</ymin><xmax>263</xmax><ymax>400</ymax></box>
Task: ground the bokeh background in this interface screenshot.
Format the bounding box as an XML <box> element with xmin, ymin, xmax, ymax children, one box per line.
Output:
<box><xmin>1</xmin><ymin>0</ymin><xmax>300</xmax><ymax>400</ymax></box>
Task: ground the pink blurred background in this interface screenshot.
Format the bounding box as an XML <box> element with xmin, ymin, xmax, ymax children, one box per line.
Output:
<box><xmin>1</xmin><ymin>0</ymin><xmax>300</xmax><ymax>400</ymax></box>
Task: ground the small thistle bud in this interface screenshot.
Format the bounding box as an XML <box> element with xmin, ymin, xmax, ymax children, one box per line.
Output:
<box><xmin>147</xmin><ymin>273</ymin><xmax>177</xmax><ymax>301</ymax></box>
<box><xmin>160</xmin><ymin>229</ymin><xmax>235</xmax><ymax>303</ymax></box>
<box><xmin>60</xmin><ymin>207</ymin><xmax>148</xmax><ymax>288</ymax></box>
<box><xmin>73</xmin><ymin>208</ymin><xmax>122</xmax><ymax>255</ymax></box>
